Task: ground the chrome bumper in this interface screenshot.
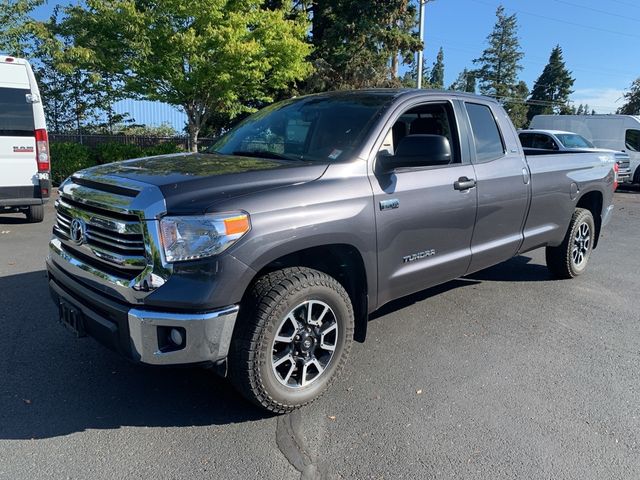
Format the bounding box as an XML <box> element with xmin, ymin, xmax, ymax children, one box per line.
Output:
<box><xmin>128</xmin><ymin>305</ymin><xmax>239</xmax><ymax>365</ymax></box>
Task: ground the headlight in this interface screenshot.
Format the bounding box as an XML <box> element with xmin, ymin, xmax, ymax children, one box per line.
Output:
<box><xmin>159</xmin><ymin>212</ymin><xmax>251</xmax><ymax>262</ymax></box>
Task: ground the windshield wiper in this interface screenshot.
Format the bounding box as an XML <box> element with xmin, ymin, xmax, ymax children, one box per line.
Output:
<box><xmin>230</xmin><ymin>150</ymin><xmax>304</xmax><ymax>162</ymax></box>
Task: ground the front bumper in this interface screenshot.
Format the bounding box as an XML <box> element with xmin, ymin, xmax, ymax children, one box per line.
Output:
<box><xmin>47</xmin><ymin>258</ymin><xmax>239</xmax><ymax>366</ymax></box>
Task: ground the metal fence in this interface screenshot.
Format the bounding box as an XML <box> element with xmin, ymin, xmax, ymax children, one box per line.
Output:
<box><xmin>50</xmin><ymin>134</ymin><xmax>217</xmax><ymax>150</ymax></box>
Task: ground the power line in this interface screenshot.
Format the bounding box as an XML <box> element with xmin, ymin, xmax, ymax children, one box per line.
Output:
<box><xmin>469</xmin><ymin>0</ymin><xmax>640</xmax><ymax>40</ymax></box>
<box><xmin>608</xmin><ymin>0</ymin><xmax>640</xmax><ymax>10</ymax></box>
<box><xmin>550</xmin><ymin>0</ymin><xmax>640</xmax><ymax>23</ymax></box>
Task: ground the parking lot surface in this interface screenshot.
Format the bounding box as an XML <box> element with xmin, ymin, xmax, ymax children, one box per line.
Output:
<box><xmin>1</xmin><ymin>189</ymin><xmax>639</xmax><ymax>480</ymax></box>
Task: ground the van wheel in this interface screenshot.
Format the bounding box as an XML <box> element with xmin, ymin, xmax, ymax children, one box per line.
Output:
<box><xmin>229</xmin><ymin>267</ymin><xmax>354</xmax><ymax>413</ymax></box>
<box><xmin>26</xmin><ymin>205</ymin><xmax>44</xmax><ymax>223</ymax></box>
<box><xmin>634</xmin><ymin>167</ymin><xmax>640</xmax><ymax>185</ymax></box>
<box><xmin>546</xmin><ymin>208</ymin><xmax>595</xmax><ymax>279</ymax></box>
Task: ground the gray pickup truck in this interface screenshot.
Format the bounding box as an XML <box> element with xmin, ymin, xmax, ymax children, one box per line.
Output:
<box><xmin>47</xmin><ymin>90</ymin><xmax>616</xmax><ymax>412</ymax></box>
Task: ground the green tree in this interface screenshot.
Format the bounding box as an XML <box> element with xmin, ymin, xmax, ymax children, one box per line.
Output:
<box><xmin>400</xmin><ymin>56</ymin><xmax>430</xmax><ymax>88</ymax></box>
<box><xmin>66</xmin><ymin>0</ymin><xmax>312</xmax><ymax>151</ymax></box>
<box><xmin>0</xmin><ymin>0</ymin><xmax>42</xmax><ymax>56</ymax></box>
<box><xmin>305</xmin><ymin>0</ymin><xmax>421</xmax><ymax>91</ymax></box>
<box><xmin>617</xmin><ymin>78</ymin><xmax>640</xmax><ymax>115</ymax></box>
<box><xmin>429</xmin><ymin>47</ymin><xmax>445</xmax><ymax>89</ymax></box>
<box><xmin>508</xmin><ymin>81</ymin><xmax>530</xmax><ymax>129</ymax></box>
<box><xmin>448</xmin><ymin>68</ymin><xmax>476</xmax><ymax>93</ymax></box>
<box><xmin>474</xmin><ymin>5</ymin><xmax>526</xmax><ymax>120</ymax></box>
<box><xmin>527</xmin><ymin>45</ymin><xmax>575</xmax><ymax>122</ymax></box>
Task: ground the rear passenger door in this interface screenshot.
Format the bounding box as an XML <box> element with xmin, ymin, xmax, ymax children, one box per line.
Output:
<box><xmin>461</xmin><ymin>101</ymin><xmax>531</xmax><ymax>274</ymax></box>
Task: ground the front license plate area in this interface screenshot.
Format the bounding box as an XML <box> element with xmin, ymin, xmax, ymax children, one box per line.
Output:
<box><xmin>59</xmin><ymin>300</ymin><xmax>86</xmax><ymax>337</ymax></box>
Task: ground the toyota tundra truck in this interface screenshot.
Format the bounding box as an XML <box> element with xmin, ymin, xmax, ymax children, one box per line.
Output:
<box><xmin>47</xmin><ymin>90</ymin><xmax>617</xmax><ymax>412</ymax></box>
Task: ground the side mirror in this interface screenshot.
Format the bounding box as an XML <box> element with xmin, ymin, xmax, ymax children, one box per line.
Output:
<box><xmin>377</xmin><ymin>134</ymin><xmax>452</xmax><ymax>172</ymax></box>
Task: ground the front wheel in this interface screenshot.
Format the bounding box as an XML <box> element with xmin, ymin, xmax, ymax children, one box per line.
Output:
<box><xmin>229</xmin><ymin>267</ymin><xmax>354</xmax><ymax>413</ymax></box>
<box><xmin>546</xmin><ymin>208</ymin><xmax>595</xmax><ymax>279</ymax></box>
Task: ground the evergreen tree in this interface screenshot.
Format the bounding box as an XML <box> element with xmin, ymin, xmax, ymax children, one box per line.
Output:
<box><xmin>617</xmin><ymin>78</ymin><xmax>640</xmax><ymax>115</ymax></box>
<box><xmin>527</xmin><ymin>45</ymin><xmax>575</xmax><ymax>122</ymax></box>
<box><xmin>305</xmin><ymin>0</ymin><xmax>422</xmax><ymax>91</ymax></box>
<box><xmin>429</xmin><ymin>47</ymin><xmax>445</xmax><ymax>89</ymax></box>
<box><xmin>509</xmin><ymin>81</ymin><xmax>530</xmax><ymax>129</ymax></box>
<box><xmin>401</xmin><ymin>56</ymin><xmax>430</xmax><ymax>88</ymax></box>
<box><xmin>473</xmin><ymin>5</ymin><xmax>526</xmax><ymax>121</ymax></box>
<box><xmin>449</xmin><ymin>68</ymin><xmax>476</xmax><ymax>93</ymax></box>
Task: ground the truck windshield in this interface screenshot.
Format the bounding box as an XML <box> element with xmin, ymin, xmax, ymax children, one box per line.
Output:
<box><xmin>555</xmin><ymin>133</ymin><xmax>595</xmax><ymax>149</ymax></box>
<box><xmin>211</xmin><ymin>93</ymin><xmax>394</xmax><ymax>162</ymax></box>
<box><xmin>0</xmin><ymin>87</ymin><xmax>35</xmax><ymax>137</ymax></box>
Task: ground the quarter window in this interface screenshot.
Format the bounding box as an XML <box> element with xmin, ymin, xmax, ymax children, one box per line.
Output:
<box><xmin>465</xmin><ymin>103</ymin><xmax>505</xmax><ymax>162</ymax></box>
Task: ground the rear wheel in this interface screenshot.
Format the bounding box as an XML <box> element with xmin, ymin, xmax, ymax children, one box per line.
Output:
<box><xmin>229</xmin><ymin>267</ymin><xmax>354</xmax><ymax>413</ymax></box>
<box><xmin>634</xmin><ymin>166</ymin><xmax>640</xmax><ymax>185</ymax></box>
<box><xmin>25</xmin><ymin>204</ymin><xmax>44</xmax><ymax>223</ymax></box>
<box><xmin>546</xmin><ymin>208</ymin><xmax>595</xmax><ymax>279</ymax></box>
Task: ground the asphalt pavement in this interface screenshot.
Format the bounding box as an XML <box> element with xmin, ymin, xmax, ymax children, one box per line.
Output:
<box><xmin>1</xmin><ymin>189</ymin><xmax>639</xmax><ymax>479</ymax></box>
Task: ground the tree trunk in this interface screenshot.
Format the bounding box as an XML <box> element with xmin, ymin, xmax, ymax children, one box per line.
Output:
<box><xmin>188</xmin><ymin>122</ymin><xmax>200</xmax><ymax>153</ymax></box>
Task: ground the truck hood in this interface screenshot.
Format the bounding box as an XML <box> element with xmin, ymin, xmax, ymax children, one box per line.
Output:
<box><xmin>85</xmin><ymin>152</ymin><xmax>329</xmax><ymax>214</ymax></box>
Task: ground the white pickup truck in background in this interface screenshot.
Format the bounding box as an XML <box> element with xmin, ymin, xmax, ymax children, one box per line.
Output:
<box><xmin>0</xmin><ymin>55</ymin><xmax>50</xmax><ymax>222</ymax></box>
<box><xmin>519</xmin><ymin>129</ymin><xmax>632</xmax><ymax>184</ymax></box>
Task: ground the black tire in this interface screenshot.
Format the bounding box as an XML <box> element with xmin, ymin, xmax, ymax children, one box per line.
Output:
<box><xmin>229</xmin><ymin>267</ymin><xmax>354</xmax><ymax>413</ymax></box>
<box><xmin>25</xmin><ymin>204</ymin><xmax>44</xmax><ymax>223</ymax></box>
<box><xmin>546</xmin><ymin>208</ymin><xmax>595</xmax><ymax>279</ymax></box>
<box><xmin>634</xmin><ymin>166</ymin><xmax>640</xmax><ymax>185</ymax></box>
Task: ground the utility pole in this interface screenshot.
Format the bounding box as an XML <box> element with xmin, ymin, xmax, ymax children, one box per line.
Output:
<box><xmin>417</xmin><ymin>0</ymin><xmax>433</xmax><ymax>89</ymax></box>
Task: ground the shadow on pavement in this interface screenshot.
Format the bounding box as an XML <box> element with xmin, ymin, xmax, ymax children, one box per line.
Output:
<box><xmin>0</xmin><ymin>270</ymin><xmax>269</xmax><ymax>441</ymax></box>
<box><xmin>0</xmin><ymin>214</ymin><xmax>30</xmax><ymax>225</ymax></box>
<box><xmin>371</xmin><ymin>255</ymin><xmax>551</xmax><ymax>321</ymax></box>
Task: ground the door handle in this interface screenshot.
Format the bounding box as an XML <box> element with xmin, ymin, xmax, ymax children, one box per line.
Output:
<box><xmin>453</xmin><ymin>177</ymin><xmax>476</xmax><ymax>191</ymax></box>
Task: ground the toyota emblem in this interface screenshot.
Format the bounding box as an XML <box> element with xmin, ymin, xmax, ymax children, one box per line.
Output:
<box><xmin>69</xmin><ymin>218</ymin><xmax>87</xmax><ymax>245</ymax></box>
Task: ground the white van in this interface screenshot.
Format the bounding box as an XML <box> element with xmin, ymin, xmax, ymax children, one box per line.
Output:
<box><xmin>0</xmin><ymin>55</ymin><xmax>50</xmax><ymax>222</ymax></box>
<box><xmin>530</xmin><ymin>114</ymin><xmax>640</xmax><ymax>184</ymax></box>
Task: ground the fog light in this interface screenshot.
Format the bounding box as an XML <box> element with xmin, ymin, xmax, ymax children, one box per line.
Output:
<box><xmin>170</xmin><ymin>328</ymin><xmax>184</xmax><ymax>346</ymax></box>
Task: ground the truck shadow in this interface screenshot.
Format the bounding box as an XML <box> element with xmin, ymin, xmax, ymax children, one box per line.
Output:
<box><xmin>0</xmin><ymin>270</ymin><xmax>268</xmax><ymax>441</ymax></box>
<box><xmin>371</xmin><ymin>255</ymin><xmax>551</xmax><ymax>321</ymax></box>
<box><xmin>0</xmin><ymin>255</ymin><xmax>552</xmax><ymax>440</ymax></box>
<box><xmin>0</xmin><ymin>214</ymin><xmax>31</xmax><ymax>225</ymax></box>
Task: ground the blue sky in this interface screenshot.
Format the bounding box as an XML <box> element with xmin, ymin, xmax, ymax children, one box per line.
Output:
<box><xmin>33</xmin><ymin>0</ymin><xmax>639</xmax><ymax>123</ymax></box>
<box><xmin>421</xmin><ymin>0</ymin><xmax>639</xmax><ymax>112</ymax></box>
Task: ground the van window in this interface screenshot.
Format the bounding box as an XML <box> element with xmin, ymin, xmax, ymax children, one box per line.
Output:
<box><xmin>626</xmin><ymin>129</ymin><xmax>640</xmax><ymax>152</ymax></box>
<box><xmin>0</xmin><ymin>87</ymin><xmax>35</xmax><ymax>137</ymax></box>
<box><xmin>465</xmin><ymin>103</ymin><xmax>505</xmax><ymax>162</ymax></box>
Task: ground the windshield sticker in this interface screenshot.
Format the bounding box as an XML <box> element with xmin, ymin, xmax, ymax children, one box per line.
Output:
<box><xmin>328</xmin><ymin>149</ymin><xmax>343</xmax><ymax>160</ymax></box>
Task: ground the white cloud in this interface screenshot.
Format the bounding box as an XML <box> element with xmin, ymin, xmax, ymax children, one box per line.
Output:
<box><xmin>571</xmin><ymin>88</ymin><xmax>626</xmax><ymax>114</ymax></box>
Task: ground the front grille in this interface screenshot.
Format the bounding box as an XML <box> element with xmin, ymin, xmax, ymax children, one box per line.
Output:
<box><xmin>615</xmin><ymin>153</ymin><xmax>631</xmax><ymax>170</ymax></box>
<box><xmin>53</xmin><ymin>196</ymin><xmax>147</xmax><ymax>280</ymax></box>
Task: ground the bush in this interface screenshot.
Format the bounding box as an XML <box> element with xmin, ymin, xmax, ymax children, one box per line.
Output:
<box><xmin>93</xmin><ymin>143</ymin><xmax>144</xmax><ymax>165</ymax></box>
<box><xmin>50</xmin><ymin>142</ymin><xmax>96</xmax><ymax>186</ymax></box>
<box><xmin>49</xmin><ymin>141</ymin><xmax>186</xmax><ymax>186</ymax></box>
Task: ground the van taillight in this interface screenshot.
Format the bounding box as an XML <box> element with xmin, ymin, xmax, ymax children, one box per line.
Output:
<box><xmin>35</xmin><ymin>129</ymin><xmax>50</xmax><ymax>172</ymax></box>
<box><xmin>613</xmin><ymin>162</ymin><xmax>619</xmax><ymax>191</ymax></box>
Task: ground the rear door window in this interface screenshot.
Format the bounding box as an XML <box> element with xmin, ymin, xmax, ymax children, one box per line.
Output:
<box><xmin>626</xmin><ymin>129</ymin><xmax>640</xmax><ymax>152</ymax></box>
<box><xmin>465</xmin><ymin>103</ymin><xmax>505</xmax><ymax>162</ymax></box>
<box><xmin>0</xmin><ymin>87</ymin><xmax>35</xmax><ymax>137</ymax></box>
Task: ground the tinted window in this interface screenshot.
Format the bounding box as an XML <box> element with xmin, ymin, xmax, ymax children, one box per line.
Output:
<box><xmin>465</xmin><ymin>103</ymin><xmax>504</xmax><ymax>162</ymax></box>
<box><xmin>519</xmin><ymin>133</ymin><xmax>558</xmax><ymax>150</ymax></box>
<box><xmin>0</xmin><ymin>87</ymin><xmax>35</xmax><ymax>136</ymax></box>
<box><xmin>626</xmin><ymin>129</ymin><xmax>640</xmax><ymax>152</ymax></box>
<box><xmin>212</xmin><ymin>93</ymin><xmax>394</xmax><ymax>162</ymax></box>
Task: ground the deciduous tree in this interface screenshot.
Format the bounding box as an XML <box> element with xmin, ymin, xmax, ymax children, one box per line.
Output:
<box><xmin>66</xmin><ymin>0</ymin><xmax>312</xmax><ymax>151</ymax></box>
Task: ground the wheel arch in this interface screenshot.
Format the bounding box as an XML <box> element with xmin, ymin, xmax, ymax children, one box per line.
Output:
<box><xmin>243</xmin><ymin>243</ymin><xmax>370</xmax><ymax>343</ymax></box>
<box><xmin>575</xmin><ymin>189</ymin><xmax>603</xmax><ymax>248</ymax></box>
